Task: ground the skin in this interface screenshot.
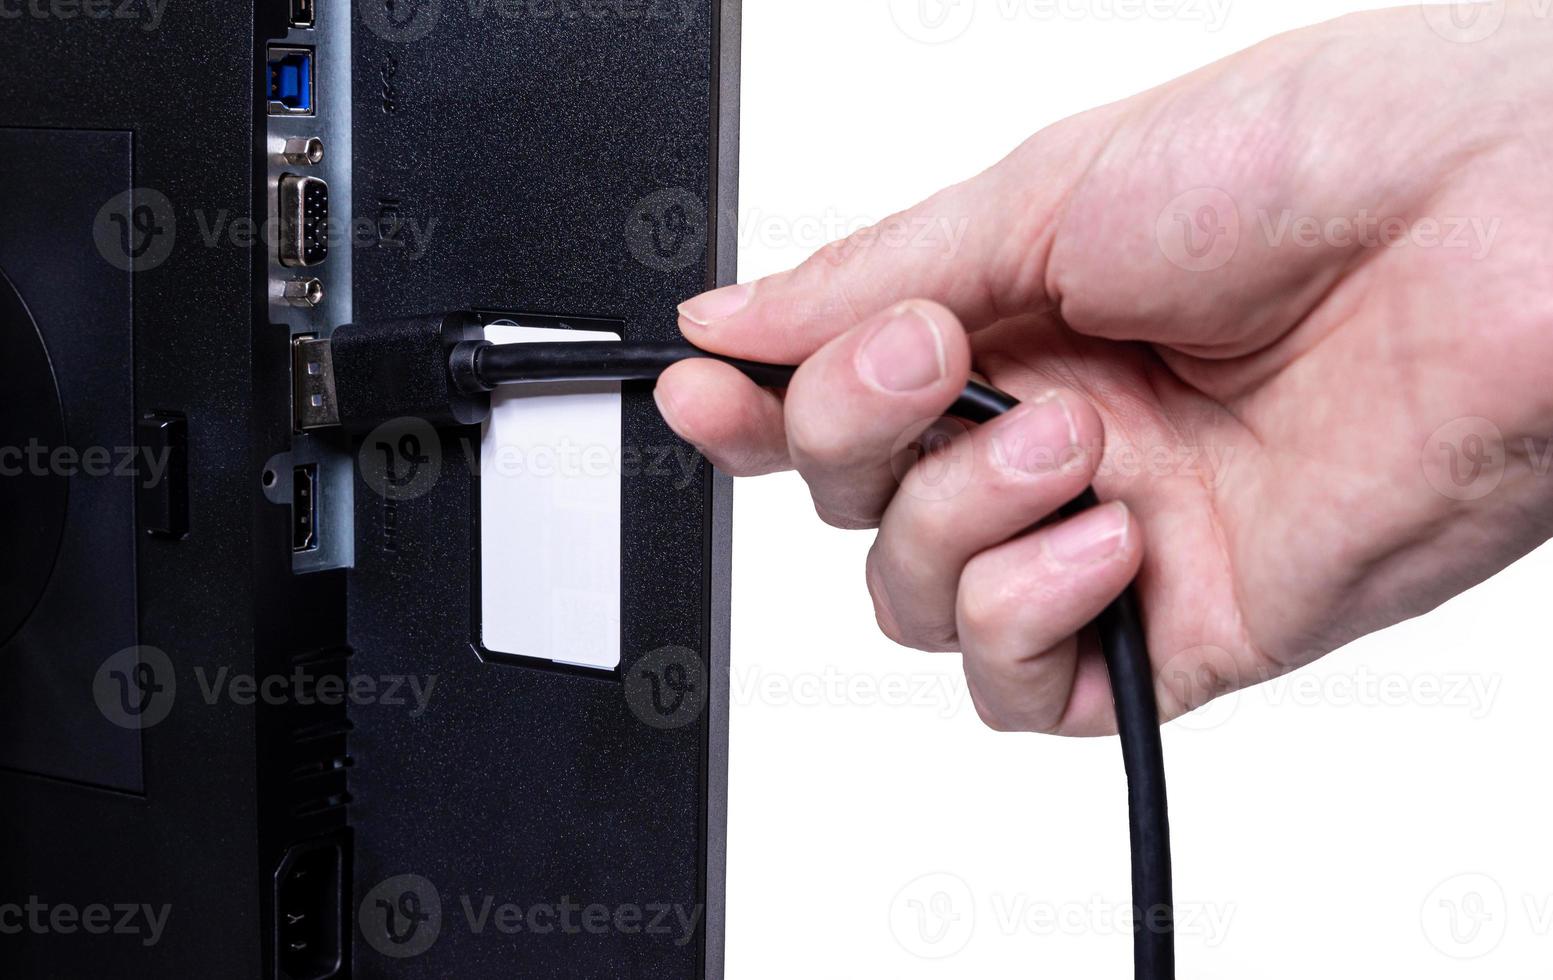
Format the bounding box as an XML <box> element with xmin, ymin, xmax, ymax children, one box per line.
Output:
<box><xmin>654</xmin><ymin>5</ymin><xmax>1553</xmax><ymax>736</ymax></box>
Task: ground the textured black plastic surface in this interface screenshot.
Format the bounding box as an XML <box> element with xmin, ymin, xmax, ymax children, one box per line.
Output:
<box><xmin>0</xmin><ymin>128</ymin><xmax>139</xmax><ymax>793</ymax></box>
<box><xmin>0</xmin><ymin>6</ymin><xmax>342</xmax><ymax>978</ymax></box>
<box><xmin>348</xmin><ymin>3</ymin><xmax>736</xmax><ymax>977</ymax></box>
<box><xmin>0</xmin><ymin>267</ymin><xmax>66</xmax><ymax>649</ymax></box>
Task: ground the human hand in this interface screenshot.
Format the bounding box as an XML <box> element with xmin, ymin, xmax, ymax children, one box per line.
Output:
<box><xmin>654</xmin><ymin>6</ymin><xmax>1553</xmax><ymax>735</ymax></box>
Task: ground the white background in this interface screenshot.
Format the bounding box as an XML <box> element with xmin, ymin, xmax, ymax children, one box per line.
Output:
<box><xmin>724</xmin><ymin>2</ymin><xmax>1553</xmax><ymax>976</ymax></box>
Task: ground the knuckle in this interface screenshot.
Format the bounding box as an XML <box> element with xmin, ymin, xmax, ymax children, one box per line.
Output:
<box><xmin>812</xmin><ymin>499</ymin><xmax>877</xmax><ymax>531</ymax></box>
<box><xmin>972</xmin><ymin>698</ymin><xmax>1015</xmax><ymax>734</ymax></box>
<box><xmin>965</xmin><ymin>680</ymin><xmax>1021</xmax><ymax>733</ymax></box>
<box><xmin>865</xmin><ymin>555</ymin><xmax>908</xmax><ymax>645</ymax></box>
<box><xmin>955</xmin><ymin>572</ymin><xmax>1018</xmax><ymax>644</ymax></box>
<box><xmin>788</xmin><ymin>408</ymin><xmax>872</xmax><ymax>471</ymax></box>
<box><xmin>868</xmin><ymin>544</ymin><xmax>960</xmax><ymax>652</ymax></box>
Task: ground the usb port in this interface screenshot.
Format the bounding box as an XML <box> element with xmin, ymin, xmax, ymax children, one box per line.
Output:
<box><xmin>279</xmin><ymin>174</ymin><xmax>329</xmax><ymax>267</ymax></box>
<box><xmin>267</xmin><ymin>47</ymin><xmax>315</xmax><ymax>115</ymax></box>
<box><xmin>293</xmin><ymin>465</ymin><xmax>319</xmax><ymax>552</ymax></box>
<box><xmin>292</xmin><ymin>337</ymin><xmax>340</xmax><ymax>431</ymax></box>
<box><xmin>290</xmin><ymin>0</ymin><xmax>315</xmax><ymax>29</ymax></box>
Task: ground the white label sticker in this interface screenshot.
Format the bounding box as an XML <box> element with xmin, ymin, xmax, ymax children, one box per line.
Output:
<box><xmin>479</xmin><ymin>323</ymin><xmax>621</xmax><ymax>671</ymax></box>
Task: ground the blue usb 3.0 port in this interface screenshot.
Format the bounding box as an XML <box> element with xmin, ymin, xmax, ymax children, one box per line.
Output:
<box><xmin>267</xmin><ymin>47</ymin><xmax>315</xmax><ymax>116</ymax></box>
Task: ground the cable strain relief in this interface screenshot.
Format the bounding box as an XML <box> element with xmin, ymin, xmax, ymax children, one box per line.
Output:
<box><xmin>449</xmin><ymin>340</ymin><xmax>492</xmax><ymax>395</ymax></box>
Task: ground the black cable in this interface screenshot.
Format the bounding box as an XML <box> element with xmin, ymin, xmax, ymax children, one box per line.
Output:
<box><xmin>466</xmin><ymin>339</ymin><xmax>1174</xmax><ymax>978</ymax></box>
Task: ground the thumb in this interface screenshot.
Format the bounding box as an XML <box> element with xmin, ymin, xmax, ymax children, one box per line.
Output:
<box><xmin>677</xmin><ymin>110</ymin><xmax>1124</xmax><ymax>364</ymax></box>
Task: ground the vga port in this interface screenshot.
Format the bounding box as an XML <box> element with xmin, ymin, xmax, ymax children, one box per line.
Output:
<box><xmin>279</xmin><ymin>174</ymin><xmax>329</xmax><ymax>267</ymax></box>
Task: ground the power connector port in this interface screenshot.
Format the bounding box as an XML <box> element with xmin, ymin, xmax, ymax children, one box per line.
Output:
<box><xmin>274</xmin><ymin>841</ymin><xmax>344</xmax><ymax>980</ymax></box>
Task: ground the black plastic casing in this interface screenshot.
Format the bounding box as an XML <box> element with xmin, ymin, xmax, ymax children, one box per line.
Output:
<box><xmin>330</xmin><ymin>313</ymin><xmax>489</xmax><ymax>431</ymax></box>
<box><xmin>345</xmin><ymin>3</ymin><xmax>740</xmax><ymax>977</ymax></box>
<box><xmin>0</xmin><ymin>1</ymin><xmax>739</xmax><ymax>979</ymax></box>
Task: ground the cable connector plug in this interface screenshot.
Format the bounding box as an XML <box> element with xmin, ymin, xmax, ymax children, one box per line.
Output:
<box><xmin>294</xmin><ymin>312</ymin><xmax>491</xmax><ymax>432</ymax></box>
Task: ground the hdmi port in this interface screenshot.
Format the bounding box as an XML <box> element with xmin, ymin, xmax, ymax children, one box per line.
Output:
<box><xmin>293</xmin><ymin>465</ymin><xmax>318</xmax><ymax>553</ymax></box>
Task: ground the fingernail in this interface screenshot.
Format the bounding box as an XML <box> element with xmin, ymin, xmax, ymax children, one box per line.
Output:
<box><xmin>857</xmin><ymin>307</ymin><xmax>946</xmax><ymax>393</ymax></box>
<box><xmin>991</xmin><ymin>393</ymin><xmax>1080</xmax><ymax>476</ymax></box>
<box><xmin>679</xmin><ymin>282</ymin><xmax>755</xmax><ymax>326</ymax></box>
<box><xmin>1045</xmin><ymin>502</ymin><xmax>1129</xmax><ymax>568</ymax></box>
